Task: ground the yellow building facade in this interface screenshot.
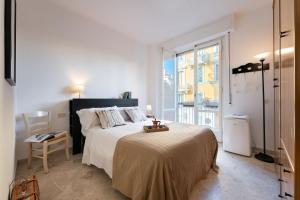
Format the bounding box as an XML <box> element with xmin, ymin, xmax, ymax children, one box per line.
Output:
<box><xmin>177</xmin><ymin>45</ymin><xmax>219</xmax><ymax>106</ymax></box>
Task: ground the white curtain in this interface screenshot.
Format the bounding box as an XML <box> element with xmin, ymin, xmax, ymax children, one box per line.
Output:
<box><xmin>162</xmin><ymin>48</ymin><xmax>176</xmax><ymax>121</ymax></box>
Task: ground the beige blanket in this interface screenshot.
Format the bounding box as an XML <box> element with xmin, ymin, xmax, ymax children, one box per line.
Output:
<box><xmin>112</xmin><ymin>122</ymin><xmax>218</xmax><ymax>200</ymax></box>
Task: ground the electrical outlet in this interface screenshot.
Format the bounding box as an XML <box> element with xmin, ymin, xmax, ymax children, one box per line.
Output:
<box><xmin>57</xmin><ymin>113</ymin><xmax>66</xmax><ymax>118</ymax></box>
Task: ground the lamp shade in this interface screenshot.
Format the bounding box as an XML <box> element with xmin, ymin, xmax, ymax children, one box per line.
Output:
<box><xmin>254</xmin><ymin>52</ymin><xmax>270</xmax><ymax>61</ymax></box>
<box><xmin>146</xmin><ymin>105</ymin><xmax>152</xmax><ymax>115</ymax></box>
<box><xmin>72</xmin><ymin>84</ymin><xmax>84</xmax><ymax>98</ymax></box>
<box><xmin>73</xmin><ymin>84</ymin><xmax>84</xmax><ymax>92</ymax></box>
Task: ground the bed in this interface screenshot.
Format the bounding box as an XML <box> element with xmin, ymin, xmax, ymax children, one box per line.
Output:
<box><xmin>69</xmin><ymin>98</ymin><xmax>218</xmax><ymax>200</ymax></box>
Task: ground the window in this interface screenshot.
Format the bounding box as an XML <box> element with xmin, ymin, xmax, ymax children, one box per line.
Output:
<box><xmin>214</xmin><ymin>63</ymin><xmax>219</xmax><ymax>81</ymax></box>
<box><xmin>197</xmin><ymin>65</ymin><xmax>203</xmax><ymax>83</ymax></box>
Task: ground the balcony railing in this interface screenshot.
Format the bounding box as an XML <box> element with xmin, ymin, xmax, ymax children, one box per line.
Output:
<box><xmin>178</xmin><ymin>104</ymin><xmax>194</xmax><ymax>124</ymax></box>
<box><xmin>177</xmin><ymin>103</ymin><xmax>220</xmax><ymax>132</ymax></box>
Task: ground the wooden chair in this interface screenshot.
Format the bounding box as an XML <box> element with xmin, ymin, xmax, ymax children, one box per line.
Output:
<box><xmin>23</xmin><ymin>111</ymin><xmax>70</xmax><ymax>173</ymax></box>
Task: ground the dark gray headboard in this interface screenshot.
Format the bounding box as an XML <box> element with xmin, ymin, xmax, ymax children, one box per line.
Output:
<box><xmin>69</xmin><ymin>98</ymin><xmax>138</xmax><ymax>154</ymax></box>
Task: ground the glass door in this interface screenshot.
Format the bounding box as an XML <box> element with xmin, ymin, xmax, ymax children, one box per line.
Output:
<box><xmin>195</xmin><ymin>42</ymin><xmax>221</xmax><ymax>138</ymax></box>
<box><xmin>174</xmin><ymin>40</ymin><xmax>222</xmax><ymax>140</ymax></box>
<box><xmin>176</xmin><ymin>50</ymin><xmax>195</xmax><ymax>124</ymax></box>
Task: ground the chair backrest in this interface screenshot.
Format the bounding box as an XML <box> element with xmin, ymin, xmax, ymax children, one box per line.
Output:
<box><xmin>23</xmin><ymin>111</ymin><xmax>51</xmax><ymax>135</ymax></box>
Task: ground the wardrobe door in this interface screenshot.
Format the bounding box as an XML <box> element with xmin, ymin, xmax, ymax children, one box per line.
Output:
<box><xmin>280</xmin><ymin>0</ymin><xmax>295</xmax><ymax>167</ymax></box>
<box><xmin>273</xmin><ymin>0</ymin><xmax>280</xmax><ymax>161</ymax></box>
<box><xmin>280</xmin><ymin>0</ymin><xmax>295</xmax><ymax>198</ymax></box>
<box><xmin>273</xmin><ymin>0</ymin><xmax>282</xmax><ymax>194</ymax></box>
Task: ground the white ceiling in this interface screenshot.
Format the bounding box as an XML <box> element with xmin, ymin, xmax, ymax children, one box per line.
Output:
<box><xmin>46</xmin><ymin>0</ymin><xmax>271</xmax><ymax>44</ymax></box>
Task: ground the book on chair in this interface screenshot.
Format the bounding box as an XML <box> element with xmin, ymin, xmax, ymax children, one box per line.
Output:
<box><xmin>24</xmin><ymin>130</ymin><xmax>65</xmax><ymax>143</ymax></box>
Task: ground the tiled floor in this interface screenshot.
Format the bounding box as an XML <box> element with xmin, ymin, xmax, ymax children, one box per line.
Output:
<box><xmin>16</xmin><ymin>146</ymin><xmax>279</xmax><ymax>200</ymax></box>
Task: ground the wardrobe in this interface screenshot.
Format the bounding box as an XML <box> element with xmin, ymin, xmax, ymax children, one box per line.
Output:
<box><xmin>273</xmin><ymin>0</ymin><xmax>298</xmax><ymax>199</ymax></box>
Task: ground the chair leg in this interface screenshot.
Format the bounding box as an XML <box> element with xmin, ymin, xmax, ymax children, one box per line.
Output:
<box><xmin>43</xmin><ymin>141</ymin><xmax>49</xmax><ymax>173</ymax></box>
<box><xmin>65</xmin><ymin>134</ymin><xmax>70</xmax><ymax>160</ymax></box>
<box><xmin>27</xmin><ymin>143</ymin><xmax>32</xmax><ymax>169</ymax></box>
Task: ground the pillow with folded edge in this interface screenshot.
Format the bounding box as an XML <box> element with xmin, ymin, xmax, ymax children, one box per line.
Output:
<box><xmin>96</xmin><ymin>109</ymin><xmax>126</xmax><ymax>129</ymax></box>
<box><xmin>76</xmin><ymin>106</ymin><xmax>117</xmax><ymax>132</ymax></box>
<box><xmin>124</xmin><ymin>107</ymin><xmax>147</xmax><ymax>123</ymax></box>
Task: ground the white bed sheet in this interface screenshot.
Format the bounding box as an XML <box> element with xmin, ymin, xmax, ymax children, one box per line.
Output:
<box><xmin>82</xmin><ymin>119</ymin><xmax>170</xmax><ymax>178</ymax></box>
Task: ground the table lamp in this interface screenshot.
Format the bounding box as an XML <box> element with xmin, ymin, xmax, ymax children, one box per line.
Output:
<box><xmin>146</xmin><ymin>105</ymin><xmax>154</xmax><ymax>118</ymax></box>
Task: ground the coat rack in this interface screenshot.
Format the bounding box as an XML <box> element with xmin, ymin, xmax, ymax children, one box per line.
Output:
<box><xmin>232</xmin><ymin>63</ymin><xmax>270</xmax><ymax>74</ymax></box>
<box><xmin>233</xmin><ymin>57</ymin><xmax>274</xmax><ymax>163</ymax></box>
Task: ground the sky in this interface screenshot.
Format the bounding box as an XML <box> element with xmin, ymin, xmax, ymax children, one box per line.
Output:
<box><xmin>164</xmin><ymin>58</ymin><xmax>174</xmax><ymax>75</ymax></box>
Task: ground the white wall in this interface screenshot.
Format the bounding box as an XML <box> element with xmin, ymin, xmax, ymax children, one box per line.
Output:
<box><xmin>225</xmin><ymin>5</ymin><xmax>274</xmax><ymax>151</ymax></box>
<box><xmin>150</xmin><ymin>4</ymin><xmax>275</xmax><ymax>151</ymax></box>
<box><xmin>162</xmin><ymin>15</ymin><xmax>235</xmax><ymax>51</ymax></box>
<box><xmin>15</xmin><ymin>0</ymin><xmax>149</xmax><ymax>160</ymax></box>
<box><xmin>147</xmin><ymin>45</ymin><xmax>163</xmax><ymax>116</ymax></box>
<box><xmin>0</xmin><ymin>0</ymin><xmax>16</xmax><ymax>198</ymax></box>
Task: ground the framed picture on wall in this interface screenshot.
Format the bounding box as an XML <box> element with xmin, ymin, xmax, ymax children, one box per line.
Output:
<box><xmin>4</xmin><ymin>0</ymin><xmax>16</xmax><ymax>86</ymax></box>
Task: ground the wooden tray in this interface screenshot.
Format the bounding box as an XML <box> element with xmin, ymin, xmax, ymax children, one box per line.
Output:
<box><xmin>143</xmin><ymin>125</ymin><xmax>169</xmax><ymax>133</ymax></box>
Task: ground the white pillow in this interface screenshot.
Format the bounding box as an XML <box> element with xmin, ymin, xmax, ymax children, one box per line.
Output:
<box><xmin>125</xmin><ymin>107</ymin><xmax>147</xmax><ymax>123</ymax></box>
<box><xmin>96</xmin><ymin>109</ymin><xmax>126</xmax><ymax>129</ymax></box>
<box><xmin>76</xmin><ymin>106</ymin><xmax>117</xmax><ymax>131</ymax></box>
